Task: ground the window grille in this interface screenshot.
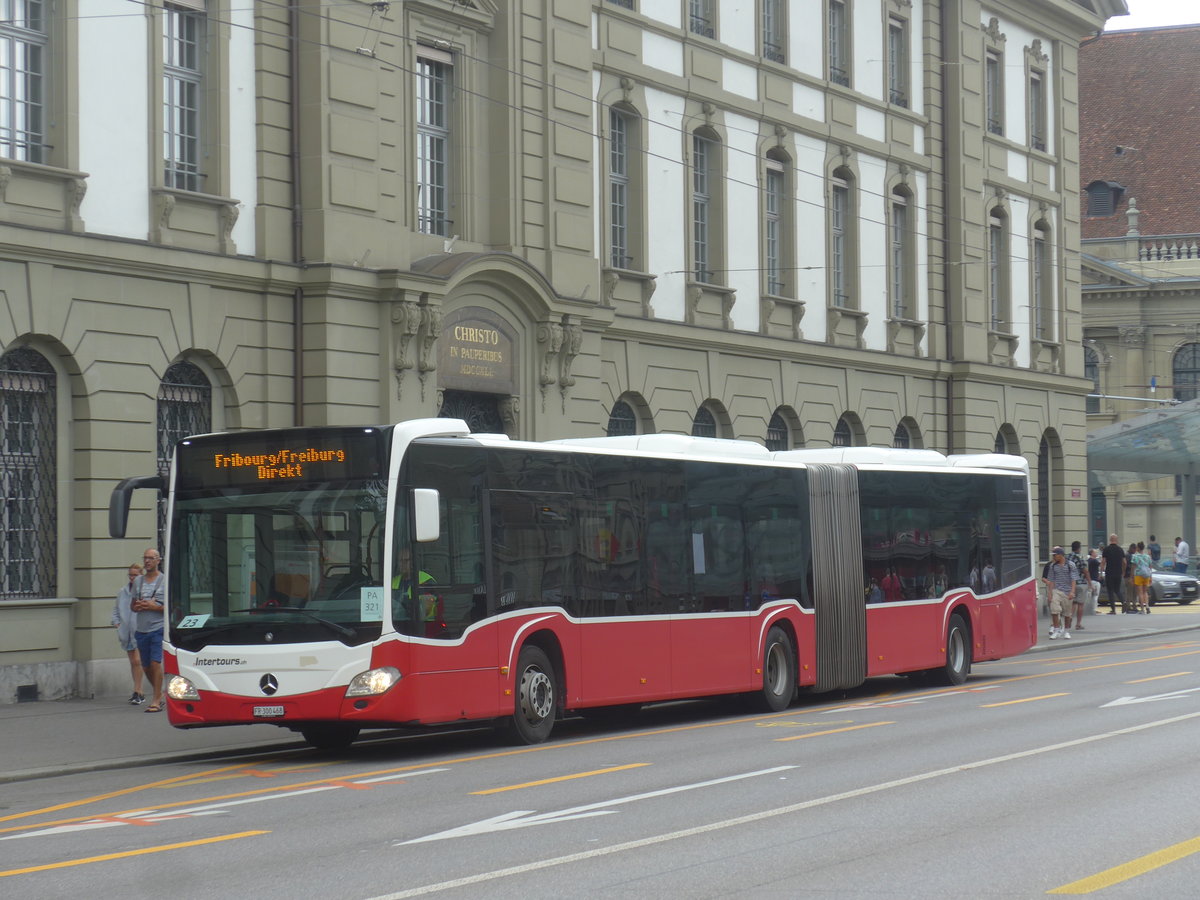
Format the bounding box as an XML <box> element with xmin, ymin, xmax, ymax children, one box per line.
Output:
<box><xmin>1037</xmin><ymin>436</ymin><xmax>1050</xmax><ymax>562</ymax></box>
<box><xmin>157</xmin><ymin>362</ymin><xmax>211</xmax><ymax>550</ymax></box>
<box><xmin>689</xmin><ymin>0</ymin><xmax>714</xmax><ymax>37</ymax></box>
<box><xmin>606</xmin><ymin>400</ymin><xmax>637</xmax><ymax>437</ymax></box>
<box><xmin>1173</xmin><ymin>343</ymin><xmax>1200</xmax><ymax>403</ymax></box>
<box><xmin>762</xmin><ymin>0</ymin><xmax>785</xmax><ymax>63</ymax></box>
<box><xmin>0</xmin><ymin>0</ymin><xmax>47</xmax><ymax>162</ymax></box>
<box><xmin>893</xmin><ymin>424</ymin><xmax>910</xmax><ymax>449</ymax></box>
<box><xmin>833</xmin><ymin>418</ymin><xmax>852</xmax><ymax>447</ymax></box>
<box><xmin>163</xmin><ymin>4</ymin><xmax>204</xmax><ymax>191</ymax></box>
<box><xmin>0</xmin><ymin>347</ymin><xmax>56</xmax><ymax>599</ymax></box>
<box><xmin>691</xmin><ymin>407</ymin><xmax>717</xmax><ymax>438</ymax></box>
<box><xmin>766</xmin><ymin>413</ymin><xmax>788</xmax><ymax>451</ymax></box>
<box><xmin>417</xmin><ymin>51</ymin><xmax>452</xmax><ymax>236</ymax></box>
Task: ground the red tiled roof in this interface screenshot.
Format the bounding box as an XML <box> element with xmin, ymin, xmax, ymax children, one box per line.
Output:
<box><xmin>1080</xmin><ymin>25</ymin><xmax>1200</xmax><ymax>239</ymax></box>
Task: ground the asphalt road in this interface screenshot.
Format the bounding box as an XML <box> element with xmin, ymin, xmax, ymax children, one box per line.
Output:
<box><xmin>4</xmin><ymin>630</ymin><xmax>1200</xmax><ymax>898</ymax></box>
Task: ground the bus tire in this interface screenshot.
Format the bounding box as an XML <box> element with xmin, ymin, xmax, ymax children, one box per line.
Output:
<box><xmin>759</xmin><ymin>626</ymin><xmax>796</xmax><ymax>712</ymax></box>
<box><xmin>506</xmin><ymin>645</ymin><xmax>557</xmax><ymax>744</ymax></box>
<box><xmin>935</xmin><ymin>614</ymin><xmax>971</xmax><ymax>686</ymax></box>
<box><xmin>300</xmin><ymin>724</ymin><xmax>360</xmax><ymax>751</ymax></box>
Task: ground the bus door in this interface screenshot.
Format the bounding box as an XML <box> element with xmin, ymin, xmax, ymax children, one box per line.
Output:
<box><xmin>807</xmin><ymin>463</ymin><xmax>867</xmax><ymax>691</ymax></box>
<box><xmin>487</xmin><ymin>489</ymin><xmax>581</xmax><ymax>693</ymax></box>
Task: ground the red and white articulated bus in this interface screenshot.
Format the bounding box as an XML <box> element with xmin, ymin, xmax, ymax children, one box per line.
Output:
<box><xmin>109</xmin><ymin>419</ymin><xmax>1037</xmax><ymax>749</ymax></box>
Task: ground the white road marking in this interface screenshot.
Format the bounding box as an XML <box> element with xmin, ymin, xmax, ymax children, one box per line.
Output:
<box><xmin>398</xmin><ymin>766</ymin><xmax>798</xmax><ymax>844</ymax></box>
<box><xmin>1102</xmin><ymin>685</ymin><xmax>1200</xmax><ymax>707</ymax></box>
<box><xmin>373</xmin><ymin>711</ymin><xmax>1200</xmax><ymax>898</ymax></box>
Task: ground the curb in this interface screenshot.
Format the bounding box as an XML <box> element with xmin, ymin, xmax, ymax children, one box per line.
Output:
<box><xmin>0</xmin><ymin>740</ymin><xmax>306</xmax><ymax>785</ymax></box>
<box><xmin>1024</xmin><ymin>621</ymin><xmax>1200</xmax><ymax>653</ymax></box>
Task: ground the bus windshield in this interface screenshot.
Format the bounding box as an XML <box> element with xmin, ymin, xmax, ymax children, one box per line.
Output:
<box><xmin>168</xmin><ymin>480</ymin><xmax>388</xmax><ymax>650</ymax></box>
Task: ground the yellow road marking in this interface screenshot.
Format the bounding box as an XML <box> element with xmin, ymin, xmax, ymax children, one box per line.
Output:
<box><xmin>0</xmin><ymin>761</ymin><xmax>273</xmax><ymax>824</ymax></box>
<box><xmin>1126</xmin><ymin>671</ymin><xmax>1192</xmax><ymax>684</ymax></box>
<box><xmin>775</xmin><ymin>721</ymin><xmax>895</xmax><ymax>742</ymax></box>
<box><xmin>0</xmin><ymin>830</ymin><xmax>269</xmax><ymax>878</ymax></box>
<box><xmin>981</xmin><ymin>692</ymin><xmax>1069</xmax><ymax>707</ymax></box>
<box><xmin>2</xmin><ymin>711</ymin><xmax>805</xmax><ymax>836</ymax></box>
<box><xmin>471</xmin><ymin>763</ymin><xmax>650</xmax><ymax>795</ymax></box>
<box><xmin>1048</xmin><ymin>834</ymin><xmax>1200</xmax><ymax>894</ymax></box>
<box><xmin>9</xmin><ymin>645</ymin><xmax>1198</xmax><ymax>834</ymax></box>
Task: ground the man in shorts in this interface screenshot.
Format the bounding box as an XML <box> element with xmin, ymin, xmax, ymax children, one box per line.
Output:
<box><xmin>1043</xmin><ymin>546</ymin><xmax>1077</xmax><ymax>640</ymax></box>
<box><xmin>132</xmin><ymin>548</ymin><xmax>166</xmax><ymax>712</ymax></box>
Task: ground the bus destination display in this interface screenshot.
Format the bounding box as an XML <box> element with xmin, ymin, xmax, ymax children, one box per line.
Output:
<box><xmin>175</xmin><ymin>428</ymin><xmax>386</xmax><ymax>490</ymax></box>
<box><xmin>213</xmin><ymin>447</ymin><xmax>346</xmax><ymax>481</ymax></box>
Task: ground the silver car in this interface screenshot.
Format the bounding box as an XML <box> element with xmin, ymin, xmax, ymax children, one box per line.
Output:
<box><xmin>1150</xmin><ymin>569</ymin><xmax>1200</xmax><ymax>606</ymax></box>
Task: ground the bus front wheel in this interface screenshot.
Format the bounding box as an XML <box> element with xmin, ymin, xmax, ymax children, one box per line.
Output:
<box><xmin>935</xmin><ymin>614</ymin><xmax>971</xmax><ymax>686</ymax></box>
<box><xmin>759</xmin><ymin>626</ymin><xmax>796</xmax><ymax>712</ymax></box>
<box><xmin>505</xmin><ymin>645</ymin><xmax>557</xmax><ymax>744</ymax></box>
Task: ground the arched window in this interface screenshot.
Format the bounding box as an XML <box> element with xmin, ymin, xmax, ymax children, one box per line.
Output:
<box><xmin>1038</xmin><ymin>435</ymin><xmax>1051</xmax><ymax>561</ymax></box>
<box><xmin>1173</xmin><ymin>343</ymin><xmax>1200</xmax><ymax>403</ymax></box>
<box><xmin>994</xmin><ymin>431</ymin><xmax>1008</xmax><ymax>454</ymax></box>
<box><xmin>692</xmin><ymin>406</ymin><xmax>717</xmax><ymax>438</ymax></box>
<box><xmin>0</xmin><ymin>347</ymin><xmax>57</xmax><ymax>599</ymax></box>
<box><xmin>1084</xmin><ymin>346</ymin><xmax>1100</xmax><ymax>414</ymax></box>
<box><xmin>893</xmin><ymin>423</ymin><xmax>910</xmax><ymax>449</ymax></box>
<box><xmin>766</xmin><ymin>412</ymin><xmax>788</xmax><ymax>450</ymax></box>
<box><xmin>833</xmin><ymin>417</ymin><xmax>852</xmax><ymax>447</ymax></box>
<box><xmin>606</xmin><ymin>400</ymin><xmax>637</xmax><ymax>437</ymax></box>
<box><xmin>157</xmin><ymin>361</ymin><xmax>212</xmax><ymax>547</ymax></box>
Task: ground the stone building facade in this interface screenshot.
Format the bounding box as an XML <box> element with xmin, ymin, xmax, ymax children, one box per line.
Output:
<box><xmin>0</xmin><ymin>0</ymin><xmax>1121</xmax><ymax>702</ymax></box>
<box><xmin>1080</xmin><ymin>23</ymin><xmax>1200</xmax><ymax>550</ymax></box>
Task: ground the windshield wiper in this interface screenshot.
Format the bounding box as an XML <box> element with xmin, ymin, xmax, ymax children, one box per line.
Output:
<box><xmin>232</xmin><ymin>606</ymin><xmax>358</xmax><ymax>640</ymax></box>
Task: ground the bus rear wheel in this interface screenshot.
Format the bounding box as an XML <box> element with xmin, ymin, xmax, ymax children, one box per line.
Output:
<box><xmin>505</xmin><ymin>645</ymin><xmax>557</xmax><ymax>744</ymax></box>
<box><xmin>299</xmin><ymin>724</ymin><xmax>360</xmax><ymax>751</ymax></box>
<box><xmin>759</xmin><ymin>626</ymin><xmax>796</xmax><ymax>712</ymax></box>
<box><xmin>934</xmin><ymin>613</ymin><xmax>971</xmax><ymax>686</ymax></box>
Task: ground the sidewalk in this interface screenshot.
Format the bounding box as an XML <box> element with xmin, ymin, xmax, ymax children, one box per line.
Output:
<box><xmin>1026</xmin><ymin>600</ymin><xmax>1200</xmax><ymax>652</ymax></box>
<box><xmin>3</xmin><ymin>607</ymin><xmax>1198</xmax><ymax>783</ymax></box>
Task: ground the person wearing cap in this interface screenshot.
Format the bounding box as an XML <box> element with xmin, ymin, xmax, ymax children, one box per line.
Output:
<box><xmin>1042</xmin><ymin>546</ymin><xmax>1078</xmax><ymax>640</ymax></box>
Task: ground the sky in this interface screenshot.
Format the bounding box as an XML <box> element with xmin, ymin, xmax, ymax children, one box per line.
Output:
<box><xmin>1105</xmin><ymin>0</ymin><xmax>1200</xmax><ymax>31</ymax></box>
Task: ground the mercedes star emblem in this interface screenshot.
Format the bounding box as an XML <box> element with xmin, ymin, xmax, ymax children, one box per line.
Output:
<box><xmin>260</xmin><ymin>673</ymin><xmax>279</xmax><ymax>695</ymax></box>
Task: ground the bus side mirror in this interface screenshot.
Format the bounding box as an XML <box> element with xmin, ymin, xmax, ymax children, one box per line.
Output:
<box><xmin>412</xmin><ymin>488</ymin><xmax>441</xmax><ymax>542</ymax></box>
<box><xmin>109</xmin><ymin>475</ymin><xmax>166</xmax><ymax>538</ymax></box>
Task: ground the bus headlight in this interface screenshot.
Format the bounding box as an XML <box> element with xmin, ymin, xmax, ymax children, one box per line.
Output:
<box><xmin>346</xmin><ymin>667</ymin><xmax>401</xmax><ymax>697</ymax></box>
<box><xmin>167</xmin><ymin>675</ymin><xmax>200</xmax><ymax>701</ymax></box>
